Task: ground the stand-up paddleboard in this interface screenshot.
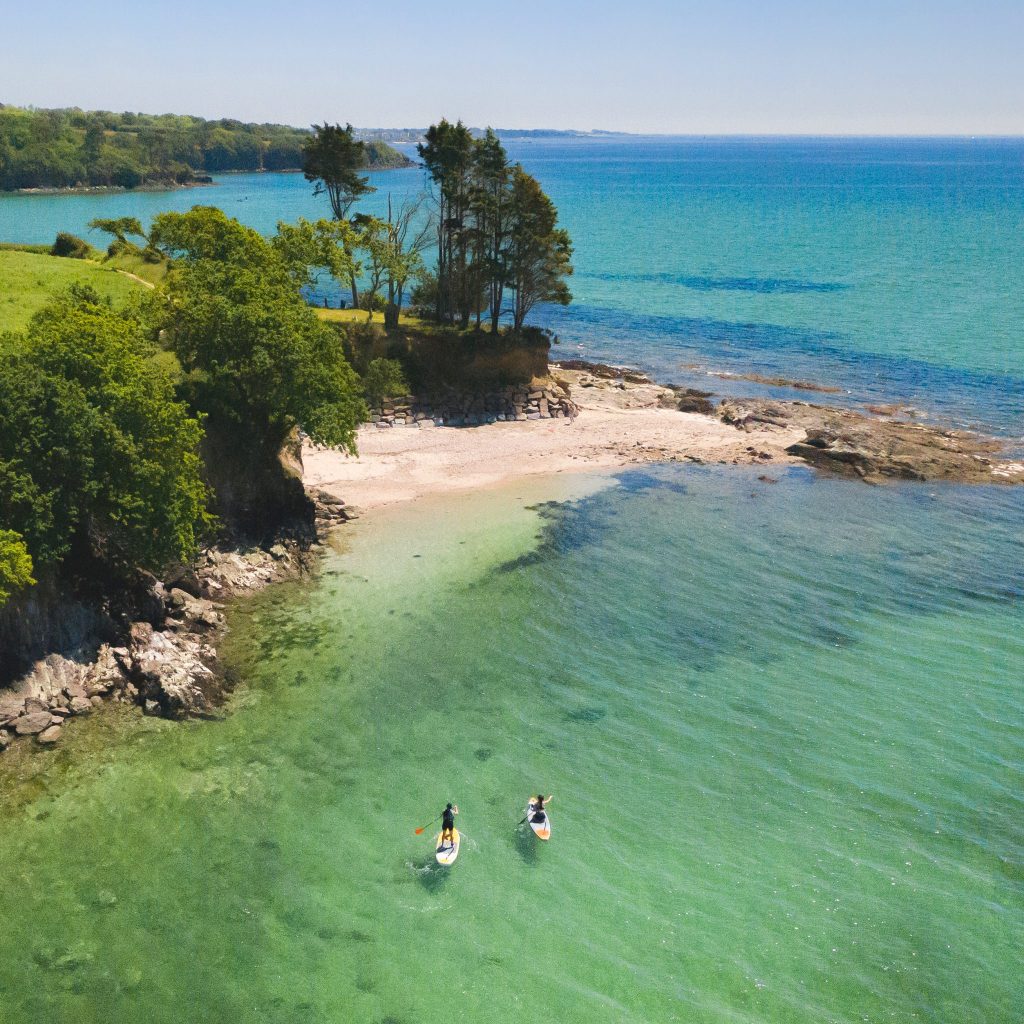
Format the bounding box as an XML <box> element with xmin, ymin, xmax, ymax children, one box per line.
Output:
<box><xmin>525</xmin><ymin>801</ymin><xmax>551</xmax><ymax>841</ymax></box>
<box><xmin>435</xmin><ymin>828</ymin><xmax>460</xmax><ymax>865</ymax></box>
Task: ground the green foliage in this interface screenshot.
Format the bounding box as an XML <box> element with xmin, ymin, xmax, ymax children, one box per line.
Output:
<box><xmin>50</xmin><ymin>232</ymin><xmax>93</xmax><ymax>259</ymax></box>
<box><xmin>506</xmin><ymin>166</ymin><xmax>573</xmax><ymax>330</ymax></box>
<box><xmin>302</xmin><ymin>123</ymin><xmax>375</xmax><ymax>221</ymax></box>
<box><xmin>0</xmin><ymin>530</ymin><xmax>34</xmax><ymax>607</ymax></box>
<box><xmin>0</xmin><ymin>289</ymin><xmax>209</xmax><ymax>577</ymax></box>
<box><xmin>0</xmin><ymin>105</ymin><xmax>408</xmax><ymax>191</ymax></box>
<box><xmin>88</xmin><ymin>216</ymin><xmax>145</xmax><ymax>247</ymax></box>
<box><xmin>418</xmin><ymin>119</ymin><xmax>476</xmax><ymax>324</ymax></box>
<box><xmin>153</xmin><ymin>207</ymin><xmax>366</xmax><ymax>454</ymax></box>
<box><xmin>418</xmin><ymin>122</ymin><xmax>572</xmax><ymax>331</ymax></box>
<box><xmin>361</xmin><ymin>358</ymin><xmax>409</xmax><ymax>402</ymax></box>
<box><xmin>271</xmin><ymin>217</ymin><xmax>359</xmax><ymax>291</ymax></box>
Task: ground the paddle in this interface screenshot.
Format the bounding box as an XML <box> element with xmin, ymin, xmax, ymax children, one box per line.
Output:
<box><xmin>414</xmin><ymin>813</ymin><xmax>443</xmax><ymax>836</ymax></box>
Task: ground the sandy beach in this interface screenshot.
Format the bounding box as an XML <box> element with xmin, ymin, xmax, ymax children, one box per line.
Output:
<box><xmin>303</xmin><ymin>367</ymin><xmax>804</xmax><ymax>510</ymax></box>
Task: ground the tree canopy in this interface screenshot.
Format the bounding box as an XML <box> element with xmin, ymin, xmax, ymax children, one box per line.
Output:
<box><xmin>153</xmin><ymin>207</ymin><xmax>366</xmax><ymax>455</ymax></box>
<box><xmin>303</xmin><ymin>122</ymin><xmax>375</xmax><ymax>221</ymax></box>
<box><xmin>0</xmin><ymin>287</ymin><xmax>210</xmax><ymax>592</ymax></box>
<box><xmin>418</xmin><ymin>122</ymin><xmax>573</xmax><ymax>331</ymax></box>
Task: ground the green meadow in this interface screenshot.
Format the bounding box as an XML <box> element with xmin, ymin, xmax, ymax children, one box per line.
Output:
<box><xmin>0</xmin><ymin>248</ymin><xmax>150</xmax><ymax>334</ymax></box>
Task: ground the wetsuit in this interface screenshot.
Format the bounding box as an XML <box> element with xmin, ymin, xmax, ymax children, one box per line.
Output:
<box><xmin>530</xmin><ymin>799</ymin><xmax>546</xmax><ymax>823</ymax></box>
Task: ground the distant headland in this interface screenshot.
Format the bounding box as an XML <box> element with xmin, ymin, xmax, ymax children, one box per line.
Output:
<box><xmin>0</xmin><ymin>105</ymin><xmax>413</xmax><ymax>192</ymax></box>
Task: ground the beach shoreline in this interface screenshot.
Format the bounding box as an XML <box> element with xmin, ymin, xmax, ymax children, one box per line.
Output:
<box><xmin>304</xmin><ymin>362</ymin><xmax>1024</xmax><ymax>510</ymax></box>
<box><xmin>304</xmin><ymin>365</ymin><xmax>804</xmax><ymax>511</ymax></box>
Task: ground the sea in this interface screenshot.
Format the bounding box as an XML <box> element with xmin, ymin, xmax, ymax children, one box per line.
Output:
<box><xmin>0</xmin><ymin>138</ymin><xmax>1021</xmax><ymax>1023</ymax></box>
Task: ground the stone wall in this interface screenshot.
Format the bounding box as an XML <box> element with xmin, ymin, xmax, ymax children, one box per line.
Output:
<box><xmin>368</xmin><ymin>382</ymin><xmax>578</xmax><ymax>428</ymax></box>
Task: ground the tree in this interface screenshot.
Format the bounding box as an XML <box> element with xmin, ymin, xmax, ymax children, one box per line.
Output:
<box><xmin>505</xmin><ymin>167</ymin><xmax>573</xmax><ymax>331</ymax></box>
<box><xmin>153</xmin><ymin>207</ymin><xmax>365</xmax><ymax>457</ymax></box>
<box><xmin>303</xmin><ymin>123</ymin><xmax>375</xmax><ymax>307</ymax></box>
<box><xmin>471</xmin><ymin>129</ymin><xmax>514</xmax><ymax>333</ymax></box>
<box><xmin>0</xmin><ymin>530</ymin><xmax>34</xmax><ymax>609</ymax></box>
<box><xmin>381</xmin><ymin>194</ymin><xmax>432</xmax><ymax>329</ymax></box>
<box><xmin>418</xmin><ymin>119</ymin><xmax>475</xmax><ymax>324</ymax></box>
<box><xmin>88</xmin><ymin>215</ymin><xmax>147</xmax><ymax>254</ymax></box>
<box><xmin>0</xmin><ymin>287</ymin><xmax>210</xmax><ymax>577</ymax></box>
<box><xmin>271</xmin><ymin>216</ymin><xmax>359</xmax><ymax>296</ymax></box>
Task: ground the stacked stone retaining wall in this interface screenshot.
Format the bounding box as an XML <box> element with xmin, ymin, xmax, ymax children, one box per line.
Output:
<box><xmin>368</xmin><ymin>383</ymin><xmax>577</xmax><ymax>428</ymax></box>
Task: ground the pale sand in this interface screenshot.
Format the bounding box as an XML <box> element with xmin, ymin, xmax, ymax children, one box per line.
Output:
<box><xmin>303</xmin><ymin>370</ymin><xmax>804</xmax><ymax>511</ymax></box>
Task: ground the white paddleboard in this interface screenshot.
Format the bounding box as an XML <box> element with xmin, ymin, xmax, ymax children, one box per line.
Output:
<box><xmin>435</xmin><ymin>828</ymin><xmax>460</xmax><ymax>865</ymax></box>
<box><xmin>525</xmin><ymin>801</ymin><xmax>551</xmax><ymax>841</ymax></box>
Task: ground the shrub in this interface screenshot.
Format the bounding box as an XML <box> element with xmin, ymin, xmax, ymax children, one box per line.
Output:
<box><xmin>0</xmin><ymin>530</ymin><xmax>34</xmax><ymax>608</ymax></box>
<box><xmin>361</xmin><ymin>358</ymin><xmax>409</xmax><ymax>403</ymax></box>
<box><xmin>408</xmin><ymin>272</ymin><xmax>438</xmax><ymax>320</ymax></box>
<box><xmin>50</xmin><ymin>232</ymin><xmax>92</xmax><ymax>259</ymax></box>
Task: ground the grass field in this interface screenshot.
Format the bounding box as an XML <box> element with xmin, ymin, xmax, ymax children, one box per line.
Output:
<box><xmin>0</xmin><ymin>250</ymin><xmax>149</xmax><ymax>333</ymax></box>
<box><xmin>314</xmin><ymin>306</ymin><xmax>430</xmax><ymax>330</ymax></box>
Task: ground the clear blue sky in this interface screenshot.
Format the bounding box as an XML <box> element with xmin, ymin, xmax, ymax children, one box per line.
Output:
<box><xmin>2</xmin><ymin>0</ymin><xmax>1022</xmax><ymax>133</ymax></box>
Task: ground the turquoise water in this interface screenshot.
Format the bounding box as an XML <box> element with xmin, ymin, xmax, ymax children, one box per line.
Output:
<box><xmin>1</xmin><ymin>468</ymin><xmax>1022</xmax><ymax>1022</ymax></box>
<box><xmin>1</xmin><ymin>140</ymin><xmax>1022</xmax><ymax>1021</ymax></box>
<box><xmin>2</xmin><ymin>138</ymin><xmax>1023</xmax><ymax>432</ymax></box>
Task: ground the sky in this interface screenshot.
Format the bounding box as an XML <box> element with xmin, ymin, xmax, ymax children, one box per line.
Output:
<box><xmin>2</xmin><ymin>0</ymin><xmax>1022</xmax><ymax>134</ymax></box>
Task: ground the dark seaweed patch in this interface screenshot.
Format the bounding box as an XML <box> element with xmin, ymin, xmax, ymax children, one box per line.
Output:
<box><xmin>565</xmin><ymin>705</ymin><xmax>607</xmax><ymax>724</ymax></box>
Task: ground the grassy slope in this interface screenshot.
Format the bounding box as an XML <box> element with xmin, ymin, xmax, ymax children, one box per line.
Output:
<box><xmin>0</xmin><ymin>250</ymin><xmax>148</xmax><ymax>333</ymax></box>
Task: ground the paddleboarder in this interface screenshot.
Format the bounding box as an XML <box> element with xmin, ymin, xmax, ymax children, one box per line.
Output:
<box><xmin>529</xmin><ymin>793</ymin><xmax>552</xmax><ymax>824</ymax></box>
<box><xmin>440</xmin><ymin>802</ymin><xmax>458</xmax><ymax>848</ymax></box>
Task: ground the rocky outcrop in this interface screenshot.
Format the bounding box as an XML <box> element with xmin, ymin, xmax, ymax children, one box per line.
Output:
<box><xmin>552</xmin><ymin>361</ymin><xmax>714</xmax><ymax>415</ymax></box>
<box><xmin>719</xmin><ymin>398</ymin><xmax>1024</xmax><ymax>484</ymax></box>
<box><xmin>367</xmin><ymin>381</ymin><xmax>578</xmax><ymax>428</ymax></box>
<box><xmin>0</xmin><ymin>490</ymin><xmax>356</xmax><ymax>755</ymax></box>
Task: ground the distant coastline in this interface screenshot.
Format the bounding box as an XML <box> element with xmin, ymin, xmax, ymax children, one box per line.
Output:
<box><xmin>11</xmin><ymin>180</ymin><xmax>216</xmax><ymax>197</ymax></box>
<box><xmin>9</xmin><ymin>163</ymin><xmax>416</xmax><ymax>197</ymax></box>
<box><xmin>0</xmin><ymin>104</ymin><xmax>413</xmax><ymax>193</ymax></box>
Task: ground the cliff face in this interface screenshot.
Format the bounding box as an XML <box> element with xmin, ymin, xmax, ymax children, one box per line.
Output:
<box><xmin>0</xmin><ymin>427</ymin><xmax>316</xmax><ymax>690</ymax></box>
<box><xmin>199</xmin><ymin>418</ymin><xmax>315</xmax><ymax>544</ymax></box>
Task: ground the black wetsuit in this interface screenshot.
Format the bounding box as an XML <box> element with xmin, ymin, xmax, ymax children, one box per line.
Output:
<box><xmin>530</xmin><ymin>800</ymin><xmax>546</xmax><ymax>823</ymax></box>
<box><xmin>442</xmin><ymin>807</ymin><xmax>455</xmax><ymax>833</ymax></box>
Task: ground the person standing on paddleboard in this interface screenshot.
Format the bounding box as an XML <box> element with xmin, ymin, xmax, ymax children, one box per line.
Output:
<box><xmin>529</xmin><ymin>793</ymin><xmax>552</xmax><ymax>823</ymax></box>
<box><xmin>440</xmin><ymin>802</ymin><xmax>458</xmax><ymax>847</ymax></box>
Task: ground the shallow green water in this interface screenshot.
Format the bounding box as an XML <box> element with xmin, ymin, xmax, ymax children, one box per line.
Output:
<box><xmin>1</xmin><ymin>468</ymin><xmax>1022</xmax><ymax>1023</ymax></box>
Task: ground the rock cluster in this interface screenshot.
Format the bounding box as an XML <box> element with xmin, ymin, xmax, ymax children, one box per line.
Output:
<box><xmin>368</xmin><ymin>383</ymin><xmax>578</xmax><ymax>428</ymax></box>
<box><xmin>0</xmin><ymin>526</ymin><xmax>341</xmax><ymax>755</ymax></box>
<box><xmin>552</xmin><ymin>361</ymin><xmax>714</xmax><ymax>414</ymax></box>
<box><xmin>719</xmin><ymin>397</ymin><xmax>1024</xmax><ymax>485</ymax></box>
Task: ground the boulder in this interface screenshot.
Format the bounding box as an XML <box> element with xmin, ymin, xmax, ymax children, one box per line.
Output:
<box><xmin>37</xmin><ymin>725</ymin><xmax>63</xmax><ymax>745</ymax></box>
<box><xmin>14</xmin><ymin>710</ymin><xmax>54</xmax><ymax>735</ymax></box>
<box><xmin>129</xmin><ymin>622</ymin><xmax>154</xmax><ymax>648</ymax></box>
<box><xmin>0</xmin><ymin>694</ymin><xmax>25</xmax><ymax>726</ymax></box>
<box><xmin>69</xmin><ymin>696</ymin><xmax>93</xmax><ymax>715</ymax></box>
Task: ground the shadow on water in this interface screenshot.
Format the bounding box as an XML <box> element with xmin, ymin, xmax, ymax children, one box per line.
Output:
<box><xmin>413</xmin><ymin>859</ymin><xmax>452</xmax><ymax>893</ymax></box>
<box><xmin>511</xmin><ymin>825</ymin><xmax>539</xmax><ymax>865</ymax></box>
